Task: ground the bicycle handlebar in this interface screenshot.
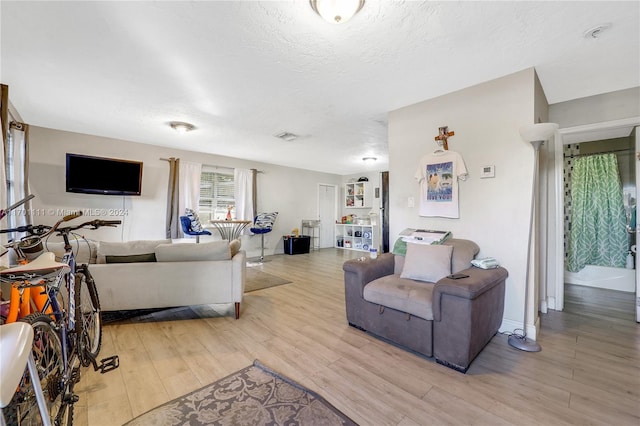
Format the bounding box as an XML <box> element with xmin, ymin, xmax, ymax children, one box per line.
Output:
<box><xmin>0</xmin><ymin>224</ymin><xmax>51</xmax><ymax>235</ymax></box>
<box><xmin>54</xmin><ymin>219</ymin><xmax>122</xmax><ymax>233</ymax></box>
<box><xmin>62</xmin><ymin>211</ymin><xmax>83</xmax><ymax>222</ymax></box>
<box><xmin>1</xmin><ymin>212</ymin><xmax>121</xmax><ymax>248</ymax></box>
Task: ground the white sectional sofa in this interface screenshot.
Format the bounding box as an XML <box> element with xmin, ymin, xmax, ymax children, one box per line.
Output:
<box><xmin>45</xmin><ymin>238</ymin><xmax>246</xmax><ymax>319</ymax></box>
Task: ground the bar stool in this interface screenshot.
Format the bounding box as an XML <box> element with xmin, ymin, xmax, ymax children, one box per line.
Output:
<box><xmin>0</xmin><ymin>322</ymin><xmax>51</xmax><ymax>426</ymax></box>
<box><xmin>180</xmin><ymin>216</ymin><xmax>212</xmax><ymax>243</ymax></box>
<box><xmin>250</xmin><ymin>212</ymin><xmax>278</xmax><ymax>262</ymax></box>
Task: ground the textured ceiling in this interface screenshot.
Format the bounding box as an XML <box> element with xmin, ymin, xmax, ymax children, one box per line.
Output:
<box><xmin>1</xmin><ymin>1</ymin><xmax>638</xmax><ymax>175</ymax></box>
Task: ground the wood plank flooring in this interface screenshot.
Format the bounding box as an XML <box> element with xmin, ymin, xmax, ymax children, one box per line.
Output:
<box><xmin>74</xmin><ymin>249</ymin><xmax>640</xmax><ymax>425</ymax></box>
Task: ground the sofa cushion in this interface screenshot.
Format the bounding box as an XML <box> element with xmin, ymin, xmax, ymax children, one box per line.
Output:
<box><xmin>363</xmin><ymin>275</ymin><xmax>435</xmax><ymax>321</ymax></box>
<box><xmin>105</xmin><ymin>253</ymin><xmax>157</xmax><ymax>264</ymax></box>
<box><xmin>400</xmin><ymin>243</ymin><xmax>453</xmax><ymax>283</ymax></box>
<box><xmin>97</xmin><ymin>239</ymin><xmax>170</xmax><ymax>264</ymax></box>
<box><xmin>43</xmin><ymin>240</ymin><xmax>97</xmax><ymax>264</ymax></box>
<box><xmin>155</xmin><ymin>240</ymin><xmax>231</xmax><ymax>262</ymax></box>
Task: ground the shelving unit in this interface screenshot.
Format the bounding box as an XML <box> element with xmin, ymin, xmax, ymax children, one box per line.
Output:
<box><xmin>335</xmin><ymin>224</ymin><xmax>378</xmax><ymax>252</ymax></box>
<box><xmin>345</xmin><ymin>182</ymin><xmax>372</xmax><ymax>209</ymax></box>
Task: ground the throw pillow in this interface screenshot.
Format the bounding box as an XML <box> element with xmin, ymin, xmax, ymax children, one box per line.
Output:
<box><xmin>154</xmin><ymin>240</ymin><xmax>231</xmax><ymax>262</ymax></box>
<box><xmin>400</xmin><ymin>243</ymin><xmax>453</xmax><ymax>283</ymax></box>
<box><xmin>185</xmin><ymin>208</ymin><xmax>204</xmax><ymax>232</ymax></box>
<box><xmin>105</xmin><ymin>253</ymin><xmax>157</xmax><ymax>264</ymax></box>
<box><xmin>229</xmin><ymin>238</ymin><xmax>241</xmax><ymax>257</ymax></box>
<box><xmin>253</xmin><ymin>212</ymin><xmax>278</xmax><ymax>229</ymax></box>
<box><xmin>392</xmin><ymin>237</ymin><xmax>407</xmax><ymax>256</ymax></box>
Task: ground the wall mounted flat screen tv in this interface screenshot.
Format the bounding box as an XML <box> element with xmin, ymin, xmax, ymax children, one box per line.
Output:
<box><xmin>66</xmin><ymin>153</ymin><xmax>143</xmax><ymax>196</ymax></box>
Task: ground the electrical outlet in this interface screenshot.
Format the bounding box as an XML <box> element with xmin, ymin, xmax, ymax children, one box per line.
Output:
<box><xmin>408</xmin><ymin>197</ymin><xmax>415</xmax><ymax>208</ymax></box>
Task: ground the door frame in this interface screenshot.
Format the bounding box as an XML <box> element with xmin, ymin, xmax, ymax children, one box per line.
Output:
<box><xmin>317</xmin><ymin>183</ymin><xmax>338</xmax><ymax>248</ymax></box>
<box><xmin>552</xmin><ymin>116</ymin><xmax>640</xmax><ymax>311</ymax></box>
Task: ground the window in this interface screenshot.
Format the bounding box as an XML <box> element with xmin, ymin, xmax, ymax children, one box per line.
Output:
<box><xmin>199</xmin><ymin>166</ymin><xmax>235</xmax><ymax>222</ymax></box>
<box><xmin>4</xmin><ymin>123</ymin><xmax>28</xmax><ymax>237</ymax></box>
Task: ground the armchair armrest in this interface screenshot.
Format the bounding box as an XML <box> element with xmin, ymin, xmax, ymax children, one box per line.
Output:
<box><xmin>432</xmin><ymin>266</ymin><xmax>508</xmax><ymax>372</ymax></box>
<box><xmin>432</xmin><ymin>266</ymin><xmax>508</xmax><ymax>321</ymax></box>
<box><xmin>343</xmin><ymin>253</ymin><xmax>394</xmax><ymax>328</ymax></box>
<box><xmin>343</xmin><ymin>253</ymin><xmax>394</xmax><ymax>296</ymax></box>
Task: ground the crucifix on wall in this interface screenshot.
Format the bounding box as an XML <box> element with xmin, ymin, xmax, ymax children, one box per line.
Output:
<box><xmin>434</xmin><ymin>126</ymin><xmax>455</xmax><ymax>150</ymax></box>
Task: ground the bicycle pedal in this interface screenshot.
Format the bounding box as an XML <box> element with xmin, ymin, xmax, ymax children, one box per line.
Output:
<box><xmin>98</xmin><ymin>355</ymin><xmax>119</xmax><ymax>373</ymax></box>
<box><xmin>71</xmin><ymin>366</ymin><xmax>81</xmax><ymax>383</ymax></box>
<box><xmin>63</xmin><ymin>393</ymin><xmax>80</xmax><ymax>404</ymax></box>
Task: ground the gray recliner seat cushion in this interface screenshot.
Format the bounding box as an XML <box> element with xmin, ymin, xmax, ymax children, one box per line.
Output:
<box><xmin>363</xmin><ymin>275</ymin><xmax>435</xmax><ymax>321</ymax></box>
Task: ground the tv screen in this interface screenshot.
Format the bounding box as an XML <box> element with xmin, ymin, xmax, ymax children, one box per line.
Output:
<box><xmin>66</xmin><ymin>153</ymin><xmax>143</xmax><ymax>196</ymax></box>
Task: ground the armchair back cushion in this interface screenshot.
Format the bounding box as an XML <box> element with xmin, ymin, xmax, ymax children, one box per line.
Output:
<box><xmin>155</xmin><ymin>240</ymin><xmax>231</xmax><ymax>262</ymax></box>
<box><xmin>97</xmin><ymin>240</ymin><xmax>170</xmax><ymax>264</ymax></box>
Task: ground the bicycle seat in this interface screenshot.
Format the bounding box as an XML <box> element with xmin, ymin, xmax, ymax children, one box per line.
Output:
<box><xmin>0</xmin><ymin>322</ymin><xmax>34</xmax><ymax>408</ymax></box>
<box><xmin>0</xmin><ymin>252</ymin><xmax>70</xmax><ymax>278</ymax></box>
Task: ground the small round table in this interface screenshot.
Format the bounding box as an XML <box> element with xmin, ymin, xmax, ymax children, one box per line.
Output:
<box><xmin>208</xmin><ymin>220</ymin><xmax>251</xmax><ymax>241</ymax></box>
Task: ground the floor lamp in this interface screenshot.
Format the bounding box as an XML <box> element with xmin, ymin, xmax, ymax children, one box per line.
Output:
<box><xmin>508</xmin><ymin>122</ymin><xmax>559</xmax><ymax>352</ymax></box>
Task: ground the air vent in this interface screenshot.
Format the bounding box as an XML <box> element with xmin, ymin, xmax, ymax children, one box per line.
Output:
<box><xmin>274</xmin><ymin>131</ymin><xmax>299</xmax><ymax>142</ymax></box>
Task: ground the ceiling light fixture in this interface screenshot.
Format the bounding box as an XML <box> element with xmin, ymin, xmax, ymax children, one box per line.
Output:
<box><xmin>583</xmin><ymin>23</ymin><xmax>611</xmax><ymax>39</ymax></box>
<box><xmin>310</xmin><ymin>0</ymin><xmax>365</xmax><ymax>24</ymax></box>
<box><xmin>362</xmin><ymin>157</ymin><xmax>377</xmax><ymax>164</ymax></box>
<box><xmin>169</xmin><ymin>121</ymin><xmax>196</xmax><ymax>133</ymax></box>
<box><xmin>274</xmin><ymin>131</ymin><xmax>299</xmax><ymax>142</ymax></box>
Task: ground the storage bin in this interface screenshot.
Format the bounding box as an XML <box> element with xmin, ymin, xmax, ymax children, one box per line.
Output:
<box><xmin>283</xmin><ymin>235</ymin><xmax>311</xmax><ymax>255</ymax></box>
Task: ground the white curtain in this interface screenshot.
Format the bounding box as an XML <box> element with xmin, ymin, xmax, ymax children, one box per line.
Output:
<box><xmin>0</xmin><ymin>114</ymin><xmax>7</xmax><ymax>268</ymax></box>
<box><xmin>7</xmin><ymin>122</ymin><xmax>30</xmax><ymax>229</ymax></box>
<box><xmin>178</xmin><ymin>160</ymin><xmax>202</xmax><ymax>216</ymax></box>
<box><xmin>234</xmin><ymin>168</ymin><xmax>255</xmax><ymax>231</ymax></box>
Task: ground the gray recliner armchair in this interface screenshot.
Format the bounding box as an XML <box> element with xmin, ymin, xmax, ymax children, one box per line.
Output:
<box><xmin>343</xmin><ymin>238</ymin><xmax>508</xmax><ymax>373</ymax></box>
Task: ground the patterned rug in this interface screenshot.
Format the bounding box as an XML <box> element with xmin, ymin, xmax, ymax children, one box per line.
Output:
<box><xmin>245</xmin><ymin>268</ymin><xmax>292</xmax><ymax>292</ymax></box>
<box><xmin>124</xmin><ymin>360</ymin><xmax>357</xmax><ymax>425</ymax></box>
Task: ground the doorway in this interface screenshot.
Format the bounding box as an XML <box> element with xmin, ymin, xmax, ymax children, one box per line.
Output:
<box><xmin>553</xmin><ymin>117</ymin><xmax>640</xmax><ymax>322</ymax></box>
<box><xmin>317</xmin><ymin>184</ymin><xmax>337</xmax><ymax>248</ymax></box>
<box><xmin>381</xmin><ymin>171</ymin><xmax>390</xmax><ymax>253</ymax></box>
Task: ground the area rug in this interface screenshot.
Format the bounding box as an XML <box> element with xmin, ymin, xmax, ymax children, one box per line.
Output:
<box><xmin>124</xmin><ymin>360</ymin><xmax>357</xmax><ymax>425</ymax></box>
<box><xmin>245</xmin><ymin>267</ymin><xmax>292</xmax><ymax>293</ymax></box>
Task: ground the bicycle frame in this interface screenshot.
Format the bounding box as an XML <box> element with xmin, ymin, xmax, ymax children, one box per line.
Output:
<box><xmin>40</xmin><ymin>249</ymin><xmax>79</xmax><ymax>379</ymax></box>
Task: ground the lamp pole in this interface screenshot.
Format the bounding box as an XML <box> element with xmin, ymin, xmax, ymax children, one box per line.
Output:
<box><xmin>508</xmin><ymin>139</ymin><xmax>543</xmax><ymax>352</ymax></box>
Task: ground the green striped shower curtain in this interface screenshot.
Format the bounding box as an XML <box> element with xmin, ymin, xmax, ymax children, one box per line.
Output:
<box><xmin>566</xmin><ymin>153</ymin><xmax>627</xmax><ymax>272</ymax></box>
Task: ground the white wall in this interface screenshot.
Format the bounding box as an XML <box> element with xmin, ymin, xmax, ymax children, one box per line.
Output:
<box><xmin>388</xmin><ymin>68</ymin><xmax>542</xmax><ymax>336</ymax></box>
<box><xmin>549</xmin><ymin>87</ymin><xmax>640</xmax><ymax>128</ymax></box>
<box><xmin>27</xmin><ymin>126</ymin><xmax>341</xmax><ymax>258</ymax></box>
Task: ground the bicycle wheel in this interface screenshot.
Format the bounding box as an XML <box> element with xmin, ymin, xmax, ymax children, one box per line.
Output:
<box><xmin>5</xmin><ymin>312</ymin><xmax>72</xmax><ymax>426</ymax></box>
<box><xmin>75</xmin><ymin>269</ymin><xmax>102</xmax><ymax>366</ymax></box>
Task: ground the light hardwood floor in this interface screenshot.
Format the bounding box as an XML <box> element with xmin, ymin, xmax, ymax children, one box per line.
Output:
<box><xmin>74</xmin><ymin>249</ymin><xmax>640</xmax><ymax>425</ymax></box>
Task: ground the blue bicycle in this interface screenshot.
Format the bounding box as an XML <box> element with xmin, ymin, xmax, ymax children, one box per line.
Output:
<box><xmin>1</xmin><ymin>212</ymin><xmax>120</xmax><ymax>425</ymax></box>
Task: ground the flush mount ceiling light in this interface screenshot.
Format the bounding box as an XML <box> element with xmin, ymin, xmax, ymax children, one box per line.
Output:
<box><xmin>310</xmin><ymin>0</ymin><xmax>365</xmax><ymax>24</ymax></box>
<box><xmin>169</xmin><ymin>121</ymin><xmax>196</xmax><ymax>133</ymax></box>
<box><xmin>362</xmin><ymin>157</ymin><xmax>377</xmax><ymax>163</ymax></box>
<box><xmin>583</xmin><ymin>23</ymin><xmax>612</xmax><ymax>39</ymax></box>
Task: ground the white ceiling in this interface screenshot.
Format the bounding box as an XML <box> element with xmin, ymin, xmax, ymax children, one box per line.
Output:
<box><xmin>1</xmin><ymin>1</ymin><xmax>638</xmax><ymax>175</ymax></box>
